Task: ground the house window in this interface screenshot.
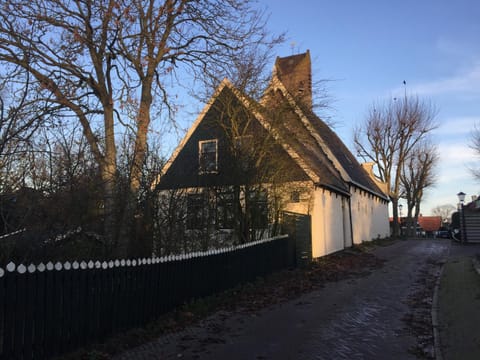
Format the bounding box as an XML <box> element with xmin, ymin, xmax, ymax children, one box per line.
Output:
<box><xmin>186</xmin><ymin>193</ymin><xmax>206</xmax><ymax>230</ymax></box>
<box><xmin>298</xmin><ymin>80</ymin><xmax>305</xmax><ymax>95</ymax></box>
<box><xmin>199</xmin><ymin>139</ymin><xmax>218</xmax><ymax>174</ymax></box>
<box><xmin>290</xmin><ymin>191</ymin><xmax>300</xmax><ymax>203</ymax></box>
<box><xmin>217</xmin><ymin>191</ymin><xmax>235</xmax><ymax>229</ymax></box>
<box><xmin>249</xmin><ymin>190</ymin><xmax>268</xmax><ymax>229</ymax></box>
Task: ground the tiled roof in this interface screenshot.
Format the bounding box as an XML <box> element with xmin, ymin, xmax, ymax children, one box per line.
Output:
<box><xmin>262</xmin><ymin>52</ymin><xmax>388</xmax><ymax>199</ymax></box>
<box><xmin>418</xmin><ymin>216</ymin><xmax>442</xmax><ymax>232</ymax></box>
<box><xmin>264</xmin><ymin>93</ymin><xmax>348</xmax><ymax>194</ymax></box>
<box><xmin>303</xmin><ymin>109</ymin><xmax>386</xmax><ymax>197</ymax></box>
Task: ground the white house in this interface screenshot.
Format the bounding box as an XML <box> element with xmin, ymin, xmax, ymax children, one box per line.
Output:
<box><xmin>155</xmin><ymin>50</ymin><xmax>390</xmax><ymax>258</ymax></box>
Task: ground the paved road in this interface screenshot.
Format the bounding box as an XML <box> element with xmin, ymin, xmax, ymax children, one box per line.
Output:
<box><xmin>115</xmin><ymin>239</ymin><xmax>450</xmax><ymax>360</ymax></box>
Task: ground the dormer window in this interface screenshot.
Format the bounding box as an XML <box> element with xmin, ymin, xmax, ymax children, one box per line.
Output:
<box><xmin>298</xmin><ymin>80</ymin><xmax>305</xmax><ymax>94</ymax></box>
<box><xmin>199</xmin><ymin>139</ymin><xmax>218</xmax><ymax>174</ymax></box>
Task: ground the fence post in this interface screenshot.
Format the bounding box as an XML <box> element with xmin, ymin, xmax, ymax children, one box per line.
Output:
<box><xmin>69</xmin><ymin>262</ymin><xmax>81</xmax><ymax>352</ymax></box>
<box><xmin>3</xmin><ymin>263</ymin><xmax>16</xmax><ymax>359</ymax></box>
<box><xmin>61</xmin><ymin>262</ymin><xmax>73</xmax><ymax>354</ymax></box>
<box><xmin>23</xmin><ymin>265</ymin><xmax>37</xmax><ymax>360</ymax></box>
<box><xmin>33</xmin><ymin>264</ymin><xmax>46</xmax><ymax>360</ymax></box>
<box><xmin>0</xmin><ymin>267</ymin><xmax>4</xmax><ymax>360</ymax></box>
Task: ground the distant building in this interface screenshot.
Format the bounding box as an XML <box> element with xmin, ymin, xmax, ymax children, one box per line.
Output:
<box><xmin>417</xmin><ymin>215</ymin><xmax>442</xmax><ymax>236</ymax></box>
<box><xmin>389</xmin><ymin>215</ymin><xmax>443</xmax><ymax>237</ymax></box>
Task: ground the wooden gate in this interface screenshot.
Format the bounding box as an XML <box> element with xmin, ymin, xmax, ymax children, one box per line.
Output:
<box><xmin>282</xmin><ymin>212</ymin><xmax>312</xmax><ymax>267</ymax></box>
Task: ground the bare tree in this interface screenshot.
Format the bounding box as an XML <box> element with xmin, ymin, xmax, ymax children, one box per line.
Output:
<box><xmin>0</xmin><ymin>0</ymin><xmax>282</xmax><ymax>257</ymax></box>
<box><xmin>0</xmin><ymin>70</ymin><xmax>56</xmax><ymax>193</ymax></box>
<box><xmin>400</xmin><ymin>141</ymin><xmax>439</xmax><ymax>236</ymax></box>
<box><xmin>432</xmin><ymin>204</ymin><xmax>456</xmax><ymax>223</ymax></box>
<box><xmin>0</xmin><ymin>122</ymin><xmax>107</xmax><ymax>263</ymax></box>
<box><xmin>471</xmin><ymin>123</ymin><xmax>480</xmax><ymax>180</ymax></box>
<box><xmin>0</xmin><ymin>73</ymin><xmax>45</xmax><ymax>157</ymax></box>
<box><xmin>0</xmin><ymin>72</ymin><xmax>55</xmax><ymax>238</ymax></box>
<box><xmin>354</xmin><ymin>94</ymin><xmax>437</xmax><ymax>236</ymax></box>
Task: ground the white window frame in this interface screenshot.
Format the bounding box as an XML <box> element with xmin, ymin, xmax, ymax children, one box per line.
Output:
<box><xmin>199</xmin><ymin>139</ymin><xmax>218</xmax><ymax>174</ymax></box>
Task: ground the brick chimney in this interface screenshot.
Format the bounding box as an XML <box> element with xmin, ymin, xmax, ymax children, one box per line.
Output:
<box><xmin>274</xmin><ymin>50</ymin><xmax>312</xmax><ymax>109</ymax></box>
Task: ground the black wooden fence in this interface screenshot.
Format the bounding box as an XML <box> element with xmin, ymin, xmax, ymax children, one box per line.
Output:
<box><xmin>0</xmin><ymin>235</ymin><xmax>294</xmax><ymax>360</ymax></box>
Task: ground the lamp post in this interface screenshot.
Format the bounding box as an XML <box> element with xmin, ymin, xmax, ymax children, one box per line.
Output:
<box><xmin>457</xmin><ymin>191</ymin><xmax>466</xmax><ymax>243</ymax></box>
<box><xmin>398</xmin><ymin>204</ymin><xmax>403</xmax><ymax>236</ymax></box>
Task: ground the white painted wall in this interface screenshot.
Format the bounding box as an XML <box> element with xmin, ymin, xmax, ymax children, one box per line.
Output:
<box><xmin>269</xmin><ymin>181</ymin><xmax>389</xmax><ymax>258</ymax></box>
<box><xmin>349</xmin><ymin>186</ymin><xmax>389</xmax><ymax>244</ymax></box>
<box><xmin>310</xmin><ymin>188</ymin><xmax>347</xmax><ymax>258</ymax></box>
<box><xmin>372</xmin><ymin>197</ymin><xmax>390</xmax><ymax>239</ymax></box>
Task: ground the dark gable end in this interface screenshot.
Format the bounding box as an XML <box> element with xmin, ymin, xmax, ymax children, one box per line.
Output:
<box><xmin>157</xmin><ymin>84</ymin><xmax>309</xmax><ymax>190</ymax></box>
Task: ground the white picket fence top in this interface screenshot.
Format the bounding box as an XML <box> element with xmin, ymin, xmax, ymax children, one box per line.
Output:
<box><xmin>0</xmin><ymin>234</ymin><xmax>289</xmax><ymax>277</ymax></box>
<box><xmin>0</xmin><ymin>228</ymin><xmax>26</xmax><ymax>240</ymax></box>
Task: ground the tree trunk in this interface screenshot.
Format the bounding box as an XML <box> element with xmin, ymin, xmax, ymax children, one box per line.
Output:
<box><xmin>120</xmin><ymin>83</ymin><xmax>153</xmax><ymax>258</ymax></box>
<box><xmin>406</xmin><ymin>206</ymin><xmax>414</xmax><ymax>237</ymax></box>
<box><xmin>102</xmin><ymin>106</ymin><xmax>124</xmax><ymax>258</ymax></box>
<box><xmin>101</xmin><ymin>162</ymin><xmax>119</xmax><ymax>257</ymax></box>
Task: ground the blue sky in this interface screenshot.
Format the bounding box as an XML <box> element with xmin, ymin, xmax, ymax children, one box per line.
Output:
<box><xmin>258</xmin><ymin>0</ymin><xmax>480</xmax><ymax>214</ymax></box>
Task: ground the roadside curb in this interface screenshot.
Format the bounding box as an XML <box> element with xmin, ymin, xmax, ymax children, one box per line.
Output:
<box><xmin>473</xmin><ymin>256</ymin><xmax>480</xmax><ymax>276</ymax></box>
<box><xmin>432</xmin><ymin>264</ymin><xmax>444</xmax><ymax>360</ymax></box>
<box><xmin>432</xmin><ymin>239</ymin><xmax>452</xmax><ymax>360</ymax></box>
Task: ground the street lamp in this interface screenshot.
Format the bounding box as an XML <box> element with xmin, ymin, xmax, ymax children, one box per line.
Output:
<box><xmin>457</xmin><ymin>192</ymin><xmax>466</xmax><ymax>243</ymax></box>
